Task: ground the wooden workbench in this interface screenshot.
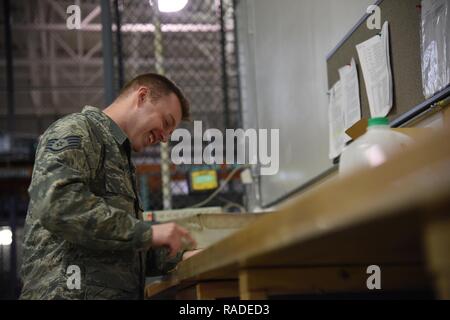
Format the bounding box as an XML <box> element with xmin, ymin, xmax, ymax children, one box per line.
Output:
<box><xmin>146</xmin><ymin>125</ymin><xmax>450</xmax><ymax>300</ymax></box>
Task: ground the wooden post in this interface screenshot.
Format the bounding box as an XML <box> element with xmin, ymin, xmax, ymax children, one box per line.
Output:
<box><xmin>239</xmin><ymin>270</ymin><xmax>268</xmax><ymax>300</ymax></box>
<box><xmin>424</xmin><ymin>217</ymin><xmax>450</xmax><ymax>300</ymax></box>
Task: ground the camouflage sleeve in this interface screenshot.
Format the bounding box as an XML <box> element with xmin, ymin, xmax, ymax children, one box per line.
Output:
<box><xmin>29</xmin><ymin>114</ymin><xmax>153</xmax><ymax>252</ymax></box>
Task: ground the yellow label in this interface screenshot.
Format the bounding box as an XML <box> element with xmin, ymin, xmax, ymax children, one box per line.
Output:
<box><xmin>191</xmin><ymin>170</ymin><xmax>218</xmax><ymax>191</ymax></box>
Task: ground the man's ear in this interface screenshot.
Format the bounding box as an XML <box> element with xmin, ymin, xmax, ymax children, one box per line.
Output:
<box><xmin>137</xmin><ymin>86</ymin><xmax>149</xmax><ymax>106</ymax></box>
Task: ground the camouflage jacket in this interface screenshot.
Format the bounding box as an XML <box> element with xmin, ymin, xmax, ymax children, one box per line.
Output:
<box><xmin>20</xmin><ymin>106</ymin><xmax>179</xmax><ymax>300</ymax></box>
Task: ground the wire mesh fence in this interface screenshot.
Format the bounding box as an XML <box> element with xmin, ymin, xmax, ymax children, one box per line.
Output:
<box><xmin>116</xmin><ymin>0</ymin><xmax>245</xmax><ymax>211</ymax></box>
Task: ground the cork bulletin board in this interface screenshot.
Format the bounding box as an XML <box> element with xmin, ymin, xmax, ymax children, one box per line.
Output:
<box><xmin>327</xmin><ymin>0</ymin><xmax>424</xmax><ymax>124</ymax></box>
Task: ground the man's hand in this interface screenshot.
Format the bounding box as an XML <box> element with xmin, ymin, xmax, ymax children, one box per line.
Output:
<box><xmin>151</xmin><ymin>223</ymin><xmax>196</xmax><ymax>258</ymax></box>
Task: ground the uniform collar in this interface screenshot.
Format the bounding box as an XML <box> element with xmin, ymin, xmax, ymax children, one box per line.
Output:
<box><xmin>82</xmin><ymin>106</ymin><xmax>129</xmax><ymax>146</ymax></box>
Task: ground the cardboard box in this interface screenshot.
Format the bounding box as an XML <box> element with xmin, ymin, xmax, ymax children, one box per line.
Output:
<box><xmin>345</xmin><ymin>118</ymin><xmax>434</xmax><ymax>142</ymax></box>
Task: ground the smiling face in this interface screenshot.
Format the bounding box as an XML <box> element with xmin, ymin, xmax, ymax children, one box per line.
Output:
<box><xmin>128</xmin><ymin>87</ymin><xmax>182</xmax><ymax>152</ymax></box>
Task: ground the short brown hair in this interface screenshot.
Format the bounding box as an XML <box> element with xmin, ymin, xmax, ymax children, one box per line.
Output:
<box><xmin>119</xmin><ymin>73</ymin><xmax>190</xmax><ymax>121</ymax></box>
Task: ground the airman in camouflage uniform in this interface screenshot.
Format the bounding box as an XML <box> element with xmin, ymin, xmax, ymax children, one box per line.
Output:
<box><xmin>20</xmin><ymin>74</ymin><xmax>194</xmax><ymax>300</ymax></box>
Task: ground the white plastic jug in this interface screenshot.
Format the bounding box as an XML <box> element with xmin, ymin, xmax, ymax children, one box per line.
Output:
<box><xmin>339</xmin><ymin>117</ymin><xmax>414</xmax><ymax>176</ymax></box>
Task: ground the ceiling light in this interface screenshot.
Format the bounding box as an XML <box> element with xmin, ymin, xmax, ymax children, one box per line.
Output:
<box><xmin>0</xmin><ymin>227</ymin><xmax>12</xmax><ymax>246</ymax></box>
<box><xmin>157</xmin><ymin>0</ymin><xmax>188</xmax><ymax>13</ymax></box>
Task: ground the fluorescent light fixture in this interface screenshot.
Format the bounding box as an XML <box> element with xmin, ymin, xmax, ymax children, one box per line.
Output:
<box><xmin>157</xmin><ymin>0</ymin><xmax>188</xmax><ymax>13</ymax></box>
<box><xmin>0</xmin><ymin>227</ymin><xmax>12</xmax><ymax>246</ymax></box>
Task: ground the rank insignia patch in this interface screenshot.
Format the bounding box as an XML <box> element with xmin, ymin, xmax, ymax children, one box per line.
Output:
<box><xmin>45</xmin><ymin>136</ymin><xmax>82</xmax><ymax>153</ymax></box>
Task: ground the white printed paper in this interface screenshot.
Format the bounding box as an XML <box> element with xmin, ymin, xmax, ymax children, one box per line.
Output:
<box><xmin>356</xmin><ymin>21</ymin><xmax>393</xmax><ymax>117</ymax></box>
<box><xmin>328</xmin><ymin>81</ymin><xmax>350</xmax><ymax>159</ymax></box>
<box><xmin>338</xmin><ymin>58</ymin><xmax>362</xmax><ymax>129</ymax></box>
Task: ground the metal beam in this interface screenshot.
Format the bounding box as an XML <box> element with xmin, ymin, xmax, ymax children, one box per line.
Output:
<box><xmin>153</xmin><ymin>5</ymin><xmax>172</xmax><ymax>210</ymax></box>
<box><xmin>81</xmin><ymin>5</ymin><xmax>101</xmax><ymax>28</ymax></box>
<box><xmin>0</xmin><ymin>58</ymin><xmax>221</xmax><ymax>67</ymax></box>
<box><xmin>232</xmin><ymin>0</ymin><xmax>243</xmax><ymax>128</ymax></box>
<box><xmin>13</xmin><ymin>23</ymin><xmax>223</xmax><ymax>33</ymax></box>
<box><xmin>9</xmin><ymin>197</ymin><xmax>17</xmax><ymax>298</ymax></box>
<box><xmin>39</xmin><ymin>1</ymin><xmax>48</xmax><ymax>57</ymax></box>
<box><xmin>75</xmin><ymin>0</ymin><xmax>84</xmax><ymax>104</ymax></box>
<box><xmin>100</xmin><ymin>0</ymin><xmax>115</xmax><ymax>105</ymax></box>
<box><xmin>49</xmin><ymin>28</ymin><xmax>60</xmax><ymax>107</ymax></box>
<box><xmin>3</xmin><ymin>0</ymin><xmax>15</xmax><ymax>133</ymax></box>
<box><xmin>75</xmin><ymin>0</ymin><xmax>84</xmax><ymax>58</ymax></box>
<box><xmin>26</xmin><ymin>4</ymin><xmax>42</xmax><ymax>110</ymax></box>
<box><xmin>83</xmin><ymin>42</ymin><xmax>102</xmax><ymax>60</ymax></box>
<box><xmin>220</xmin><ymin>0</ymin><xmax>230</xmax><ymax>129</ymax></box>
<box><xmin>113</xmin><ymin>0</ymin><xmax>124</xmax><ymax>88</ymax></box>
<box><xmin>44</xmin><ymin>0</ymin><xmax>66</xmax><ymax>21</ymax></box>
<box><xmin>52</xmin><ymin>33</ymin><xmax>78</xmax><ymax>60</ymax></box>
